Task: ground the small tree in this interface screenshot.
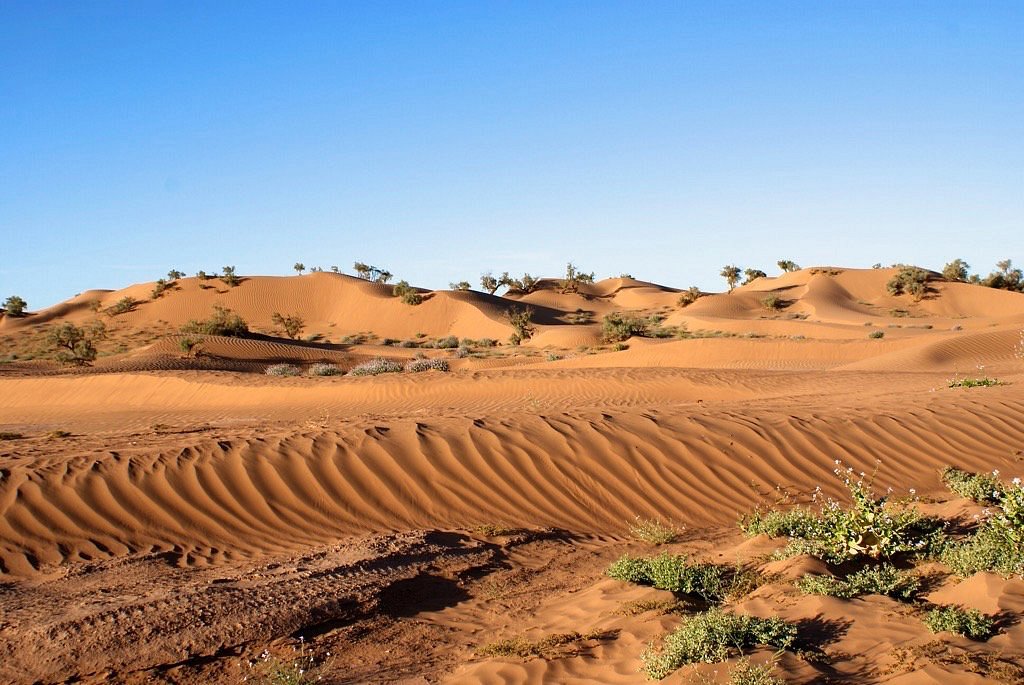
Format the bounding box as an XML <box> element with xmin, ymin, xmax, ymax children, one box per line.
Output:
<box><xmin>743</xmin><ymin>268</ymin><xmax>767</xmax><ymax>285</ymax></box>
<box><xmin>677</xmin><ymin>287</ymin><xmax>703</xmax><ymax>308</ymax></box>
<box><xmin>942</xmin><ymin>259</ymin><xmax>970</xmax><ymax>282</ymax></box>
<box><xmin>353</xmin><ymin>262</ymin><xmax>392</xmax><ymax>283</ymax></box>
<box><xmin>602</xmin><ymin>312</ymin><xmax>648</xmax><ymax>342</ymax></box>
<box><xmin>449</xmin><ymin>281</ymin><xmax>471</xmax><ymax>291</ymax></box>
<box><xmin>721</xmin><ymin>265</ymin><xmax>741</xmax><ymax>292</ymax></box>
<box><xmin>506</xmin><ymin>306</ymin><xmax>535</xmax><ymax>345</ymax></box>
<box><xmin>561</xmin><ymin>262</ymin><xmax>596</xmax><ymax>293</ymax></box>
<box><xmin>167</xmin><ymin>269</ymin><xmax>184</xmax><ymax>281</ymax></box>
<box><xmin>271</xmin><ymin>312</ymin><xmax>305</xmax><ymax>339</ymax></box>
<box><xmin>151</xmin><ymin>278</ymin><xmax>171</xmax><ymax>299</ymax></box>
<box><xmin>48</xmin><ymin>320</ymin><xmax>106</xmax><ymax>365</ymax></box>
<box><xmin>106</xmin><ymin>296</ymin><xmax>137</xmax><ymax>316</ymax></box>
<box><xmin>508</xmin><ymin>273</ymin><xmax>540</xmax><ymax>294</ymax></box>
<box><xmin>330</xmin><ymin>265</ymin><xmax>340</xmax><ymax>273</ymax></box>
<box><xmin>181</xmin><ymin>305</ymin><xmax>249</xmax><ymax>337</ymax></box>
<box><xmin>777</xmin><ymin>260</ymin><xmax>800</xmax><ymax>273</ymax></box>
<box><xmin>480</xmin><ymin>273</ymin><xmax>500</xmax><ymax>295</ymax></box>
<box><xmin>886</xmin><ymin>266</ymin><xmax>930</xmax><ymax>300</ymax></box>
<box><xmin>221</xmin><ymin>266</ymin><xmax>240</xmax><ymax>287</ymax></box>
<box><xmin>3</xmin><ymin>295</ymin><xmax>27</xmax><ymax>317</ymax></box>
<box><xmin>293</xmin><ymin>262</ymin><xmax>305</xmax><ymax>275</ymax></box>
<box><xmin>981</xmin><ymin>259</ymin><xmax>1024</xmax><ymax>291</ymax></box>
<box><xmin>393</xmin><ymin>280</ymin><xmax>422</xmax><ymax>305</ymax></box>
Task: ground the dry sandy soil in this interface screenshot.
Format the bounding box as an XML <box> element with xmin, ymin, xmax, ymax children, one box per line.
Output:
<box><xmin>1</xmin><ymin>267</ymin><xmax>1024</xmax><ymax>684</ymax></box>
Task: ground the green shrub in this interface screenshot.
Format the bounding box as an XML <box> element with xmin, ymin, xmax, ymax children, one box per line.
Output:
<box><xmin>941</xmin><ymin>475</ymin><xmax>1024</xmax><ymax>576</ymax></box>
<box><xmin>725</xmin><ymin>658</ymin><xmax>784</xmax><ymax>685</ymax></box>
<box><xmin>942</xmin><ymin>259</ymin><xmax>970</xmax><ymax>282</ymax></box>
<box><xmin>48</xmin><ymin>321</ymin><xmax>106</xmax><ymax>365</ymax></box>
<box><xmin>106</xmin><ymin>296</ymin><xmax>138</xmax><ymax>316</ymax></box>
<box><xmin>178</xmin><ymin>336</ymin><xmax>202</xmax><ymax>358</ymax></box>
<box><xmin>434</xmin><ymin>335</ymin><xmax>459</xmax><ymax>349</ymax></box>
<box><xmin>886</xmin><ymin>266</ymin><xmax>930</xmax><ymax>300</ymax></box>
<box><xmin>602</xmin><ymin>312</ymin><xmax>648</xmax><ymax>342</ymax></box>
<box><xmin>560</xmin><ymin>262</ymin><xmax>595</xmax><ymax>293</ymax></box>
<box><xmin>629</xmin><ymin>516</ymin><xmax>682</xmax><ymax>545</ymax></box>
<box><xmin>796</xmin><ymin>563</ymin><xmax>920</xmax><ymax>600</ymax></box>
<box><xmin>923</xmin><ymin>605</ymin><xmax>996</xmax><ymax>640</ymax></box>
<box><xmin>449</xmin><ymin>281</ymin><xmax>471</xmax><ymax>291</ymax></box>
<box><xmin>221</xmin><ymin>265</ymin><xmax>240</xmax><ymax>287</ymax></box>
<box><xmin>506</xmin><ymin>306</ymin><xmax>535</xmax><ymax>345</ymax></box>
<box><xmin>744</xmin><ymin>268</ymin><xmax>767</xmax><ymax>285</ymax></box>
<box><xmin>266</xmin><ymin>363</ymin><xmax>302</xmax><ymax>376</ymax></box>
<box><xmin>677</xmin><ymin>287</ymin><xmax>703</xmax><ymax>307</ymax></box>
<box><xmin>405</xmin><ymin>358</ymin><xmax>450</xmax><ymax>372</ymax></box>
<box><xmin>739</xmin><ymin>507</ymin><xmax>818</xmax><ymax>539</ymax></box>
<box><xmin>760</xmin><ymin>293</ymin><xmax>783</xmax><ymax>310</ymax></box>
<box><xmin>393</xmin><ymin>280</ymin><xmax>422</xmax><ymax>305</ymax></box>
<box><xmin>3</xmin><ymin>295</ymin><xmax>27</xmax><ymax>317</ymax></box>
<box><xmin>721</xmin><ymin>265</ymin><xmax>741</xmax><ymax>292</ymax></box>
<box><xmin>947</xmin><ymin>377</ymin><xmax>1002</xmax><ymax>388</ymax></box>
<box><xmin>641</xmin><ymin>608</ymin><xmax>797</xmax><ymax>679</ymax></box>
<box><xmin>607</xmin><ymin>553</ymin><xmax>726</xmax><ymax>601</ymax></box>
<box><xmin>272</xmin><ymin>312</ymin><xmax>305</xmax><ymax>339</ymax></box>
<box><xmin>868</xmin><ymin>330</ymin><xmax>885</xmax><ymax>339</ymax></box>
<box><xmin>181</xmin><ymin>305</ymin><xmax>249</xmax><ymax>337</ymax></box>
<box><xmin>941</xmin><ymin>467</ymin><xmax>1003</xmax><ymax>504</ymax></box>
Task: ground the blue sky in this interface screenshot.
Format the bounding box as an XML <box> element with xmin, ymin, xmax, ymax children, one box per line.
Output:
<box><xmin>2</xmin><ymin>1</ymin><xmax>1022</xmax><ymax>308</ymax></box>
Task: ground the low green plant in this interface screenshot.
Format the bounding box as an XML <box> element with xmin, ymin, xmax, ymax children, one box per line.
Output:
<box><xmin>942</xmin><ymin>476</ymin><xmax>1024</xmax><ymax>576</ymax></box>
<box><xmin>3</xmin><ymin>295</ymin><xmax>27</xmax><ymax>317</ymax></box>
<box><xmin>393</xmin><ymin>280</ymin><xmax>422</xmax><ymax>305</ymax></box>
<box><xmin>738</xmin><ymin>507</ymin><xmax>817</xmax><ymax>539</ymax></box>
<box><xmin>628</xmin><ymin>516</ymin><xmax>682</xmax><ymax>545</ymax></box>
<box><xmin>941</xmin><ymin>467</ymin><xmax>1003</xmax><ymax>504</ymax></box>
<box><xmin>607</xmin><ymin>553</ymin><xmax>725</xmax><ymax>601</ymax></box>
<box><xmin>181</xmin><ymin>305</ymin><xmax>249</xmax><ymax>337</ymax></box>
<box><xmin>602</xmin><ymin>312</ymin><xmax>649</xmax><ymax>342</ymax></box>
<box><xmin>245</xmin><ymin>641</ymin><xmax>324</xmax><ymax>685</ymax></box>
<box><xmin>760</xmin><ymin>293</ymin><xmax>783</xmax><ymax>310</ymax></box>
<box><xmin>948</xmin><ymin>377</ymin><xmax>1002</xmax><ymax>388</ymax></box>
<box><xmin>725</xmin><ymin>657</ymin><xmax>785</xmax><ymax>685</ymax></box>
<box><xmin>641</xmin><ymin>608</ymin><xmax>797</xmax><ymax>679</ymax></box>
<box><xmin>923</xmin><ymin>605</ymin><xmax>996</xmax><ymax>640</ymax></box>
<box><xmin>405</xmin><ymin>358</ymin><xmax>449</xmax><ymax>372</ymax></box>
<box><xmin>796</xmin><ymin>563</ymin><xmax>920</xmax><ymax>600</ymax></box>
<box><xmin>868</xmin><ymin>330</ymin><xmax>885</xmax><ymax>339</ymax></box>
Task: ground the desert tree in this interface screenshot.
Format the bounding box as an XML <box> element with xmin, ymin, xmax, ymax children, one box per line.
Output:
<box><xmin>677</xmin><ymin>287</ymin><xmax>703</xmax><ymax>308</ymax></box>
<box><xmin>480</xmin><ymin>273</ymin><xmax>500</xmax><ymax>295</ymax></box>
<box><xmin>942</xmin><ymin>259</ymin><xmax>970</xmax><ymax>282</ymax></box>
<box><xmin>151</xmin><ymin>278</ymin><xmax>171</xmax><ymax>299</ymax></box>
<box><xmin>178</xmin><ymin>337</ymin><xmax>202</xmax><ymax>358</ymax></box>
<box><xmin>982</xmin><ymin>259</ymin><xmax>1024</xmax><ymax>291</ymax></box>
<box><xmin>777</xmin><ymin>260</ymin><xmax>800</xmax><ymax>273</ymax></box>
<box><xmin>720</xmin><ymin>265</ymin><xmax>742</xmax><ymax>292</ymax></box>
<box><xmin>743</xmin><ymin>268</ymin><xmax>767</xmax><ymax>285</ymax></box>
<box><xmin>3</xmin><ymin>295</ymin><xmax>27</xmax><ymax>317</ymax></box>
<box><xmin>353</xmin><ymin>261</ymin><xmax>392</xmax><ymax>283</ymax></box>
<box><xmin>221</xmin><ymin>265</ymin><xmax>240</xmax><ymax>287</ymax></box>
<box><xmin>293</xmin><ymin>262</ymin><xmax>305</xmax><ymax>275</ymax></box>
<box><xmin>181</xmin><ymin>305</ymin><xmax>250</xmax><ymax>337</ymax></box>
<box><xmin>330</xmin><ymin>265</ymin><xmax>340</xmax><ymax>273</ymax></box>
<box><xmin>271</xmin><ymin>312</ymin><xmax>305</xmax><ymax>339</ymax></box>
<box><xmin>449</xmin><ymin>281</ymin><xmax>472</xmax><ymax>291</ymax></box>
<box><xmin>48</xmin><ymin>320</ymin><xmax>106</xmax><ymax>365</ymax></box>
<box><xmin>560</xmin><ymin>262</ymin><xmax>596</xmax><ymax>294</ymax></box>
<box><xmin>167</xmin><ymin>269</ymin><xmax>185</xmax><ymax>281</ymax></box>
<box><xmin>506</xmin><ymin>305</ymin><xmax>535</xmax><ymax>345</ymax></box>
<box><xmin>886</xmin><ymin>266</ymin><xmax>930</xmax><ymax>301</ymax></box>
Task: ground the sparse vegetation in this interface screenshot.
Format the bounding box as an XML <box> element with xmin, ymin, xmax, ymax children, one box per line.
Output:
<box><xmin>886</xmin><ymin>266</ymin><xmax>930</xmax><ymax>300</ymax></box>
<box><xmin>433</xmin><ymin>335</ymin><xmax>459</xmax><ymax>348</ymax></box>
<box><xmin>405</xmin><ymin>358</ymin><xmax>450</xmax><ymax>372</ymax></box>
<box><xmin>796</xmin><ymin>564</ymin><xmax>920</xmax><ymax>600</ymax></box>
<box><xmin>181</xmin><ymin>305</ymin><xmax>249</xmax><ymax>337</ymax></box>
<box><xmin>948</xmin><ymin>376</ymin><xmax>1002</xmax><ymax>388</ymax></box>
<box><xmin>449</xmin><ymin>281</ymin><xmax>471</xmax><ymax>291</ymax></box>
<box><xmin>602</xmin><ymin>312</ymin><xmax>648</xmax><ymax>342</ymax></box>
<box><xmin>293</xmin><ymin>262</ymin><xmax>305</xmax><ymax>275</ymax></box>
<box><xmin>941</xmin><ymin>473</ymin><xmax>1024</xmax><ymax>577</ymax></box>
<box><xmin>942</xmin><ymin>259</ymin><xmax>969</xmax><ymax>282</ymax></box>
<box><xmin>353</xmin><ymin>262</ymin><xmax>392</xmax><ymax>284</ymax></box>
<box><xmin>723</xmin><ymin>657</ymin><xmax>785</xmax><ymax>685</ymax></box>
<box><xmin>641</xmin><ymin>608</ymin><xmax>797</xmax><ymax>679</ymax></box>
<box><xmin>347</xmin><ymin>357</ymin><xmax>403</xmax><ymax>376</ymax></box>
<box><xmin>607</xmin><ymin>553</ymin><xmax>727</xmax><ymax>601</ymax></box>
<box><xmin>941</xmin><ymin>467</ymin><xmax>1003</xmax><ymax>504</ymax></box>
<box><xmin>923</xmin><ymin>605</ymin><xmax>996</xmax><ymax>640</ymax></box>
<box><xmin>476</xmin><ymin>630</ymin><xmax>612</xmax><ymax>659</ymax></box>
<box><xmin>221</xmin><ymin>265</ymin><xmax>240</xmax><ymax>287</ymax></box>
<box><xmin>506</xmin><ymin>306</ymin><xmax>535</xmax><ymax>345</ymax></box>
<box><xmin>560</xmin><ymin>262</ymin><xmax>595</xmax><ymax>294</ymax></box>
<box><xmin>480</xmin><ymin>273</ymin><xmax>500</xmax><ymax>295</ymax></box>
<box><xmin>777</xmin><ymin>260</ymin><xmax>800</xmax><ymax>273</ymax></box>
<box><xmin>308</xmin><ymin>363</ymin><xmax>342</xmax><ymax>376</ymax></box>
<box><xmin>868</xmin><ymin>330</ymin><xmax>885</xmax><ymax>339</ymax></box>
<box><xmin>393</xmin><ymin>280</ymin><xmax>422</xmax><ymax>305</ymax></box>
<box><xmin>48</xmin><ymin>320</ymin><xmax>106</xmax><ymax>365</ymax></box>
<box><xmin>151</xmin><ymin>279</ymin><xmax>171</xmax><ymax>299</ymax></box>
<box><xmin>760</xmin><ymin>293</ymin><xmax>783</xmax><ymax>310</ymax></box>
<box><xmin>271</xmin><ymin>312</ymin><xmax>305</xmax><ymax>339</ymax></box>
<box><xmin>743</xmin><ymin>268</ymin><xmax>767</xmax><ymax>285</ymax></box>
<box><xmin>629</xmin><ymin>516</ymin><xmax>682</xmax><ymax>545</ymax></box>
<box><xmin>178</xmin><ymin>336</ymin><xmax>202</xmax><ymax>358</ymax></box>
<box><xmin>975</xmin><ymin>259</ymin><xmax>1024</xmax><ymax>292</ymax></box>
<box><xmin>167</xmin><ymin>269</ymin><xmax>184</xmax><ymax>281</ymax></box>
<box><xmin>677</xmin><ymin>287</ymin><xmax>704</xmax><ymax>307</ymax></box>
<box><xmin>3</xmin><ymin>295</ymin><xmax>28</xmax><ymax>317</ymax></box>
<box><xmin>265</xmin><ymin>363</ymin><xmax>302</xmax><ymax>376</ymax></box>
<box><xmin>106</xmin><ymin>296</ymin><xmax>138</xmax><ymax>316</ymax></box>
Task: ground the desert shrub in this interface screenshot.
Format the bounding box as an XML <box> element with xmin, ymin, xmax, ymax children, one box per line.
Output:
<box><xmin>942</xmin><ymin>259</ymin><xmax>970</xmax><ymax>282</ymax></box>
<box><xmin>3</xmin><ymin>295</ymin><xmax>27</xmax><ymax>317</ymax></box>
<box><xmin>221</xmin><ymin>265</ymin><xmax>240</xmax><ymax>287</ymax></box>
<box><xmin>560</xmin><ymin>262</ymin><xmax>595</xmax><ymax>293</ymax></box>
<box><xmin>393</xmin><ymin>280</ymin><xmax>422</xmax><ymax>305</ymax></box>
<box><xmin>676</xmin><ymin>287</ymin><xmax>703</xmax><ymax>307</ymax></box>
<box><xmin>398</xmin><ymin>340</ymin><xmax>419</xmax><ymax>348</ymax></box>
<box><xmin>923</xmin><ymin>605</ymin><xmax>996</xmax><ymax>640</ymax></box>
<box><xmin>948</xmin><ymin>376</ymin><xmax>1001</xmax><ymax>388</ymax></box>
<box><xmin>167</xmin><ymin>269</ymin><xmax>184</xmax><ymax>280</ymax></box>
<box><xmin>724</xmin><ymin>658</ymin><xmax>784</xmax><ymax>685</ymax></box>
<box><xmin>106</xmin><ymin>296</ymin><xmax>138</xmax><ymax>316</ymax></box>
<box><xmin>476</xmin><ymin>630</ymin><xmax>609</xmax><ymax>659</ymax></box>
<box><xmin>178</xmin><ymin>336</ymin><xmax>202</xmax><ymax>358</ymax></box>
<box><xmin>0</xmin><ymin>432</ymin><xmax>24</xmax><ymax>440</ymax></box>
<box><xmin>181</xmin><ymin>305</ymin><xmax>249</xmax><ymax>337</ymax></box>
<box><xmin>743</xmin><ymin>268</ymin><xmax>767</xmax><ymax>285</ymax></box>
<box><xmin>293</xmin><ymin>262</ymin><xmax>305</xmax><ymax>274</ymax></box>
<box><xmin>434</xmin><ymin>335</ymin><xmax>459</xmax><ymax>349</ymax></box>
<box><xmin>608</xmin><ymin>553</ymin><xmax>726</xmax><ymax>601</ymax></box>
<box><xmin>479</xmin><ymin>273</ymin><xmax>500</xmax><ymax>295</ymax></box>
<box><xmin>629</xmin><ymin>516</ymin><xmax>682</xmax><ymax>545</ymax></box>
<box><xmin>48</xmin><ymin>320</ymin><xmax>106</xmax><ymax>365</ymax></box>
<box><xmin>476</xmin><ymin>338</ymin><xmax>498</xmax><ymax>347</ymax></box>
<box><xmin>752</xmin><ymin>462</ymin><xmax>945</xmax><ymax>564</ymax></box>
<box><xmin>942</xmin><ymin>476</ymin><xmax>1024</xmax><ymax>576</ymax></box>
<box><xmin>308</xmin><ymin>363</ymin><xmax>342</xmax><ymax>376</ymax></box>
<box><xmin>506</xmin><ymin>306</ymin><xmax>535</xmax><ymax>345</ymax></box>
<box><xmin>405</xmin><ymin>358</ymin><xmax>450</xmax><ymax>373</ymax></box>
<box><xmin>941</xmin><ymin>467</ymin><xmax>1003</xmax><ymax>504</ymax></box>
<box><xmin>868</xmin><ymin>330</ymin><xmax>885</xmax><ymax>339</ymax></box>
<box><xmin>353</xmin><ymin>262</ymin><xmax>392</xmax><ymax>283</ymax></box>
<box><xmin>777</xmin><ymin>260</ymin><xmax>800</xmax><ymax>273</ymax></box>
<box><xmin>979</xmin><ymin>259</ymin><xmax>1024</xmax><ymax>292</ymax></box>
<box><xmin>721</xmin><ymin>265</ymin><xmax>741</xmax><ymax>292</ymax></box>
<box><xmin>796</xmin><ymin>564</ymin><xmax>920</xmax><ymax>600</ymax></box>
<box><xmin>886</xmin><ymin>266</ymin><xmax>930</xmax><ymax>300</ymax></box>
<box><xmin>760</xmin><ymin>293</ymin><xmax>783</xmax><ymax>310</ymax></box>
<box><xmin>151</xmin><ymin>279</ymin><xmax>171</xmax><ymax>299</ymax></box>
<box><xmin>738</xmin><ymin>507</ymin><xmax>818</xmax><ymax>539</ymax></box>
<box><xmin>348</xmin><ymin>357</ymin><xmax>403</xmax><ymax>376</ymax></box>
<box><xmin>271</xmin><ymin>312</ymin><xmax>305</xmax><ymax>339</ymax></box>
<box><xmin>266</xmin><ymin>363</ymin><xmax>302</xmax><ymax>376</ymax></box>
<box><xmin>641</xmin><ymin>608</ymin><xmax>797</xmax><ymax>679</ymax></box>
<box><xmin>381</xmin><ymin>338</ymin><xmax>398</xmax><ymax>346</ymax></box>
<box><xmin>449</xmin><ymin>281</ymin><xmax>471</xmax><ymax>291</ymax></box>
<box><xmin>602</xmin><ymin>312</ymin><xmax>648</xmax><ymax>342</ymax></box>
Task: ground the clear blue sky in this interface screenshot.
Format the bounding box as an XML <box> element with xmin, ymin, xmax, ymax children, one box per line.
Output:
<box><xmin>2</xmin><ymin>1</ymin><xmax>1022</xmax><ymax>308</ymax></box>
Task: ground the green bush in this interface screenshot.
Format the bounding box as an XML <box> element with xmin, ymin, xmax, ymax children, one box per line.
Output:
<box><xmin>886</xmin><ymin>266</ymin><xmax>930</xmax><ymax>300</ymax></box>
<box><xmin>607</xmin><ymin>553</ymin><xmax>726</xmax><ymax>601</ymax></box>
<box><xmin>868</xmin><ymin>330</ymin><xmax>885</xmax><ymax>339</ymax></box>
<box><xmin>393</xmin><ymin>280</ymin><xmax>422</xmax><ymax>305</ymax></box>
<box><xmin>941</xmin><ymin>467</ymin><xmax>1003</xmax><ymax>504</ymax></box>
<box><xmin>48</xmin><ymin>321</ymin><xmax>106</xmax><ymax>365</ymax></box>
<box><xmin>942</xmin><ymin>479</ymin><xmax>1024</xmax><ymax>576</ymax></box>
<box><xmin>760</xmin><ymin>293</ymin><xmax>783</xmax><ymax>310</ymax></box>
<box><xmin>506</xmin><ymin>306</ymin><xmax>535</xmax><ymax>345</ymax></box>
<box><xmin>272</xmin><ymin>312</ymin><xmax>305</xmax><ymax>339</ymax></box>
<box><xmin>3</xmin><ymin>295</ymin><xmax>27</xmax><ymax>317</ymax></box>
<box><xmin>602</xmin><ymin>312</ymin><xmax>648</xmax><ymax>342</ymax></box>
<box><xmin>923</xmin><ymin>605</ymin><xmax>996</xmax><ymax>640</ymax></box>
<box><xmin>641</xmin><ymin>608</ymin><xmax>797</xmax><ymax>679</ymax></box>
<box><xmin>221</xmin><ymin>265</ymin><xmax>240</xmax><ymax>287</ymax></box>
<box><xmin>947</xmin><ymin>377</ymin><xmax>1002</xmax><ymax>388</ymax></box>
<box><xmin>677</xmin><ymin>287</ymin><xmax>703</xmax><ymax>307</ymax></box>
<box><xmin>560</xmin><ymin>262</ymin><xmax>595</xmax><ymax>293</ymax></box>
<box><xmin>106</xmin><ymin>296</ymin><xmax>138</xmax><ymax>316</ymax></box>
<box><xmin>629</xmin><ymin>516</ymin><xmax>682</xmax><ymax>545</ymax></box>
<box><xmin>181</xmin><ymin>305</ymin><xmax>249</xmax><ymax>337</ymax></box>
<box><xmin>796</xmin><ymin>563</ymin><xmax>920</xmax><ymax>600</ymax></box>
<box><xmin>738</xmin><ymin>507</ymin><xmax>818</xmax><ymax>539</ymax></box>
